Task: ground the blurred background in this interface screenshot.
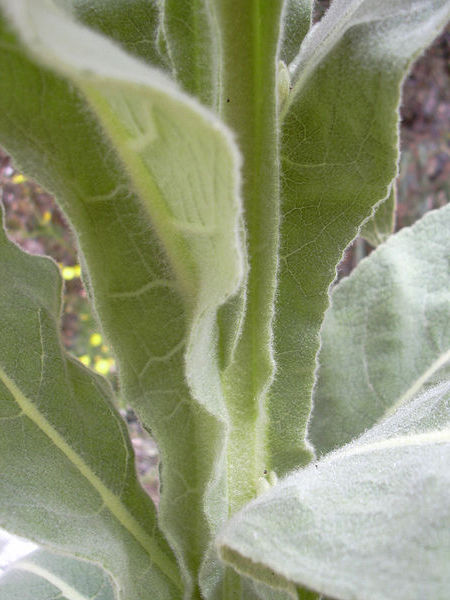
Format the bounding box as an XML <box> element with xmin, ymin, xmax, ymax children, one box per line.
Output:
<box><xmin>0</xmin><ymin>20</ymin><xmax>448</xmax><ymax>571</ymax></box>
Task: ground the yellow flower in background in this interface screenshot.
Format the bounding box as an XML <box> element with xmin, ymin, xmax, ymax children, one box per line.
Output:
<box><xmin>11</xmin><ymin>173</ymin><xmax>26</xmax><ymax>184</ymax></box>
<box><xmin>94</xmin><ymin>357</ymin><xmax>114</xmax><ymax>375</ymax></box>
<box><xmin>61</xmin><ymin>264</ymin><xmax>81</xmax><ymax>280</ymax></box>
<box><xmin>41</xmin><ymin>210</ymin><xmax>52</xmax><ymax>224</ymax></box>
<box><xmin>62</xmin><ymin>266</ymin><xmax>75</xmax><ymax>280</ymax></box>
<box><xmin>78</xmin><ymin>355</ymin><xmax>91</xmax><ymax>366</ymax></box>
<box><xmin>90</xmin><ymin>333</ymin><xmax>102</xmax><ymax>347</ymax></box>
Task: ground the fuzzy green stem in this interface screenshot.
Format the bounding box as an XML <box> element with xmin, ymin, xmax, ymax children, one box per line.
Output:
<box><xmin>215</xmin><ymin>0</ymin><xmax>284</xmax><ymax>514</ymax></box>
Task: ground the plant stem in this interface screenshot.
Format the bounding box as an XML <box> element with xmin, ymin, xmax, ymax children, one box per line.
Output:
<box><xmin>215</xmin><ymin>0</ymin><xmax>284</xmax><ymax>514</ymax></box>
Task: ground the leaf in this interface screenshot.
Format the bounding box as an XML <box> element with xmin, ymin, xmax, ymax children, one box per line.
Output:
<box><xmin>217</xmin><ymin>381</ymin><xmax>450</xmax><ymax>600</ymax></box>
<box><xmin>310</xmin><ymin>204</ymin><xmax>450</xmax><ymax>455</ymax></box>
<box><xmin>360</xmin><ymin>185</ymin><xmax>396</xmax><ymax>247</ymax></box>
<box><xmin>0</xmin><ymin>210</ymin><xmax>181</xmax><ymax>598</ymax></box>
<box><xmin>0</xmin><ymin>550</ymin><xmax>115</xmax><ymax>600</ymax></box>
<box><xmin>280</xmin><ymin>0</ymin><xmax>313</xmax><ymax>66</ymax></box>
<box><xmin>268</xmin><ymin>0</ymin><xmax>450</xmax><ymax>475</ymax></box>
<box><xmin>0</xmin><ymin>0</ymin><xmax>244</xmax><ymax>593</ymax></box>
<box><xmin>67</xmin><ymin>0</ymin><xmax>169</xmax><ymax>70</ymax></box>
<box><xmin>161</xmin><ymin>0</ymin><xmax>220</xmax><ymax>105</ymax></box>
<box><xmin>278</xmin><ymin>1</ymin><xmax>314</xmax><ymax>112</ymax></box>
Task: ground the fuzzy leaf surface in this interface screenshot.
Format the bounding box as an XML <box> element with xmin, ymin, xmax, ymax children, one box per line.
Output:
<box><xmin>310</xmin><ymin>204</ymin><xmax>450</xmax><ymax>454</ymax></box>
<box><xmin>199</xmin><ymin>2</ymin><xmax>286</xmax><ymax>595</ymax></box>
<box><xmin>0</xmin><ymin>211</ymin><xmax>181</xmax><ymax>599</ymax></box>
<box><xmin>0</xmin><ymin>550</ymin><xmax>115</xmax><ymax>600</ymax></box>
<box><xmin>161</xmin><ymin>0</ymin><xmax>219</xmax><ymax>105</ymax></box>
<box><xmin>0</xmin><ymin>1</ymin><xmax>244</xmax><ymax>594</ymax></box>
<box><xmin>280</xmin><ymin>0</ymin><xmax>313</xmax><ymax>66</ymax></box>
<box><xmin>218</xmin><ymin>381</ymin><xmax>450</xmax><ymax>600</ymax></box>
<box><xmin>269</xmin><ymin>0</ymin><xmax>450</xmax><ymax>474</ymax></box>
<box><xmin>65</xmin><ymin>0</ymin><xmax>169</xmax><ymax>70</ymax></box>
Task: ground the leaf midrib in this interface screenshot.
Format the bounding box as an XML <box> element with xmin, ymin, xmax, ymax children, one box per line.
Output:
<box><xmin>333</xmin><ymin>427</ymin><xmax>450</xmax><ymax>461</ymax></box>
<box><xmin>14</xmin><ymin>561</ymin><xmax>95</xmax><ymax>600</ymax></box>
<box><xmin>385</xmin><ymin>349</ymin><xmax>450</xmax><ymax>418</ymax></box>
<box><xmin>0</xmin><ymin>364</ymin><xmax>182</xmax><ymax>591</ymax></box>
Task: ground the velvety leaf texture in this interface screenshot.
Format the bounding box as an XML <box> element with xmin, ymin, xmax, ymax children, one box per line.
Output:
<box><xmin>279</xmin><ymin>0</ymin><xmax>313</xmax><ymax>66</ymax></box>
<box><xmin>67</xmin><ymin>0</ymin><xmax>170</xmax><ymax>70</ymax></box>
<box><xmin>268</xmin><ymin>0</ymin><xmax>450</xmax><ymax>475</ymax></box>
<box><xmin>310</xmin><ymin>204</ymin><xmax>450</xmax><ymax>455</ymax></box>
<box><xmin>0</xmin><ymin>1</ymin><xmax>244</xmax><ymax>595</ymax></box>
<box><xmin>161</xmin><ymin>0</ymin><xmax>220</xmax><ymax>106</ymax></box>
<box><xmin>218</xmin><ymin>379</ymin><xmax>450</xmax><ymax>600</ymax></box>
<box><xmin>0</xmin><ymin>1</ymin><xmax>449</xmax><ymax>599</ymax></box>
<box><xmin>0</xmin><ymin>550</ymin><xmax>115</xmax><ymax>600</ymax></box>
<box><xmin>0</xmin><ymin>209</ymin><xmax>182</xmax><ymax>599</ymax></box>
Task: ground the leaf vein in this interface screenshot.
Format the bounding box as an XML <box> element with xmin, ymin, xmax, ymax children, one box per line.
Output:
<box><xmin>0</xmin><ymin>365</ymin><xmax>182</xmax><ymax>590</ymax></box>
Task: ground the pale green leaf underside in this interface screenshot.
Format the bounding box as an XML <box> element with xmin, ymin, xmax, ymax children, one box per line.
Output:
<box><xmin>0</xmin><ymin>1</ymin><xmax>244</xmax><ymax>593</ymax></box>
<box><xmin>0</xmin><ymin>550</ymin><xmax>115</xmax><ymax>600</ymax></box>
<box><xmin>310</xmin><ymin>204</ymin><xmax>450</xmax><ymax>455</ymax></box>
<box><xmin>268</xmin><ymin>0</ymin><xmax>450</xmax><ymax>475</ymax></box>
<box><xmin>0</xmin><ymin>211</ymin><xmax>181</xmax><ymax>598</ymax></box>
<box><xmin>218</xmin><ymin>382</ymin><xmax>450</xmax><ymax>600</ymax></box>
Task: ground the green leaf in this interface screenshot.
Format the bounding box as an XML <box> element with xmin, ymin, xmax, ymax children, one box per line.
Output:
<box><xmin>0</xmin><ymin>210</ymin><xmax>181</xmax><ymax>598</ymax></box>
<box><xmin>310</xmin><ymin>204</ymin><xmax>450</xmax><ymax>455</ymax></box>
<box><xmin>268</xmin><ymin>0</ymin><xmax>450</xmax><ymax>475</ymax></box>
<box><xmin>218</xmin><ymin>381</ymin><xmax>450</xmax><ymax>600</ymax></box>
<box><xmin>0</xmin><ymin>0</ymin><xmax>244</xmax><ymax>594</ymax></box>
<box><xmin>280</xmin><ymin>0</ymin><xmax>313</xmax><ymax>66</ymax></box>
<box><xmin>278</xmin><ymin>1</ymin><xmax>314</xmax><ymax>113</ymax></box>
<box><xmin>0</xmin><ymin>550</ymin><xmax>115</xmax><ymax>600</ymax></box>
<box><xmin>360</xmin><ymin>185</ymin><xmax>396</xmax><ymax>247</ymax></box>
<box><xmin>65</xmin><ymin>0</ymin><xmax>169</xmax><ymax>70</ymax></box>
<box><xmin>161</xmin><ymin>0</ymin><xmax>219</xmax><ymax>105</ymax></box>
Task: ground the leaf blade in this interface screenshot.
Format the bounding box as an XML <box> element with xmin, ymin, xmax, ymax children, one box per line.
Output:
<box><xmin>268</xmin><ymin>0</ymin><xmax>450</xmax><ymax>475</ymax></box>
<box><xmin>161</xmin><ymin>0</ymin><xmax>220</xmax><ymax>105</ymax></box>
<box><xmin>280</xmin><ymin>0</ymin><xmax>313</xmax><ymax>66</ymax></box>
<box><xmin>67</xmin><ymin>0</ymin><xmax>168</xmax><ymax>70</ymax></box>
<box><xmin>218</xmin><ymin>382</ymin><xmax>450</xmax><ymax>600</ymax></box>
<box><xmin>0</xmin><ymin>364</ymin><xmax>177</xmax><ymax>584</ymax></box>
<box><xmin>0</xmin><ymin>1</ymin><xmax>245</xmax><ymax>593</ymax></box>
<box><xmin>0</xmin><ymin>550</ymin><xmax>115</xmax><ymax>600</ymax></box>
<box><xmin>310</xmin><ymin>204</ymin><xmax>450</xmax><ymax>455</ymax></box>
<box><xmin>0</xmin><ymin>211</ymin><xmax>181</xmax><ymax>598</ymax></box>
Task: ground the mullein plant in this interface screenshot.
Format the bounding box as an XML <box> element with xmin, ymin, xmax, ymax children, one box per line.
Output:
<box><xmin>0</xmin><ymin>1</ymin><xmax>449</xmax><ymax>599</ymax></box>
